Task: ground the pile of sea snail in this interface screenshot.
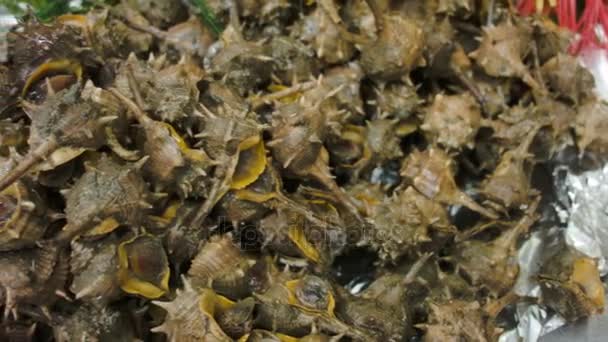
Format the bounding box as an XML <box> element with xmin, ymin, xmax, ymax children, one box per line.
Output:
<box><xmin>0</xmin><ymin>0</ymin><xmax>607</xmax><ymax>341</ymax></box>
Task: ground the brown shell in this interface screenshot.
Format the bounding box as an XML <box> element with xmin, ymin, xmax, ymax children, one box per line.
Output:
<box><xmin>0</xmin><ymin>243</ymin><xmax>69</xmax><ymax>313</ymax></box>
<box><xmin>188</xmin><ymin>235</ymin><xmax>256</xmax><ymax>299</ymax></box>
<box><xmin>117</xmin><ymin>234</ymin><xmax>170</xmax><ymax>299</ymax></box>
<box><xmin>60</xmin><ymin>156</ymin><xmax>152</xmax><ymax>241</ymax></box>
<box><xmin>267</xmin><ymin>36</ymin><xmax>321</xmax><ymax>85</ymax></box>
<box><xmin>269</xmin><ymin>65</ymin><xmax>364</xmax><ymax>173</ymax></box>
<box><xmin>152</xmin><ymin>283</ymin><xmax>232</xmax><ymax>342</ymax></box>
<box><xmin>153</xmin><ymin>61</ymin><xmax>202</xmax><ymax>122</ymax></box>
<box><xmin>473</xmin><ymin>74</ymin><xmax>509</xmax><ymax>117</ymax></box>
<box><xmin>534</xmin><ymin>96</ymin><xmax>577</xmax><ymax>142</ymax></box>
<box><xmin>69</xmin><ymin>236</ymin><xmax>121</xmax><ymax>304</ymax></box>
<box><xmin>209</xmin><ymin>32</ymin><xmax>273</xmax><ymax>95</ymax></box>
<box><xmin>0</xmin><ymin>179</ymin><xmax>48</xmax><ymax>251</ymax></box>
<box><xmin>575</xmin><ymin>98</ymin><xmax>608</xmax><ymax>155</ymax></box>
<box><xmin>287</xmin><ymin>275</ymin><xmax>335</xmax><ymax>313</ymax></box>
<box><xmin>532</xmin><ymin>17</ymin><xmax>572</xmax><ymax>63</ymax></box>
<box><xmin>215</xmin><ymin>297</ymin><xmax>255</xmax><ymax>338</ymax></box>
<box><xmin>469</xmin><ymin>21</ymin><xmax>539</xmax><ymax>89</ymax></box>
<box><xmin>420</xmin><ymin>300</ymin><xmax>498</xmax><ymax>342</ymax></box>
<box><xmin>293</xmin><ymin>7</ymin><xmax>355</xmax><ymax>65</ymax></box>
<box><xmin>270</xmin><ymin>104</ymin><xmax>324</xmax><ymax>173</ymax></box>
<box><xmin>124</xmin><ymin>0</ymin><xmax>187</xmax><ymax>29</ymax></box>
<box><xmin>372</xmin><ymin>81</ymin><xmax>421</xmax><ymax>119</ymax></box>
<box><xmin>86</xmin><ymin>6</ymin><xmax>154</xmax><ymax>58</ymax></box>
<box><xmin>54</xmin><ymin>304</ymin><xmax>135</xmax><ymax>342</ymax></box>
<box><xmin>335</xmin><ymin>256</ymin><xmax>439</xmax><ymax>341</ymax></box>
<box><xmin>26</xmin><ymin>85</ymin><xmax>105</xmax><ymax>158</ymax></box>
<box><xmin>451</xmin><ymin>198</ymin><xmax>539</xmax><ymax>296</ymax></box>
<box><xmin>318</xmin><ymin>64</ymin><xmax>366</xmax><ymax>122</ymax></box>
<box><xmin>270</xmin><ymin>92</ymin><xmax>363</xmax><ymax>221</ymax></box>
<box><xmin>362</xmin><ymin>186</ymin><xmax>451</xmax><ymax>262</ymax></box>
<box><xmin>337</xmin><ymin>290</ymin><xmax>409</xmax><ymax>341</ymax></box>
<box><xmin>0</xmin><ymin>84</ymin><xmax>127</xmax><ymax>192</ymax></box>
<box><xmin>485</xmin><ymin>105</ymin><xmax>540</xmax><ymax>148</ymax></box>
<box><xmin>401</xmin><ymin>147</ymin><xmax>497</xmax><ymax>219</ymax></box>
<box><xmin>360</xmin><ymin>14</ymin><xmax>425</xmax><ymax>81</ymax></box>
<box><xmin>218</xmin><ymin>197</ymin><xmax>268</xmax><ymax>228</ymax></box>
<box><xmin>539</xmin><ymin>242</ymin><xmax>605</xmax><ymax>322</ymax></box>
<box><xmin>338</xmin><ymin>297</ymin><xmax>407</xmax><ymax>340</ymax></box>
<box><xmin>366</xmin><ymin>119</ymin><xmax>404</xmax><ymax>161</ymax></box>
<box><xmin>0</xmin><ymin>120</ymin><xmax>28</xmax><ymax>152</ymax></box>
<box><xmin>6</xmin><ymin>20</ymin><xmax>89</xmax><ymax>89</ymax></box>
<box><xmin>255</xmin><ymin>275</ymin><xmax>372</xmax><ymax>340</ymax></box>
<box><xmin>158</xmin><ymin>200</ymin><xmax>211</xmax><ymax>266</ymax></box>
<box><xmin>259</xmin><ymin>200</ymin><xmax>345</xmax><ymax>265</ymax></box>
<box><xmin>113</xmin><ymin>54</ymin><xmax>201</xmax><ymax>123</ymax></box>
<box><xmin>421</xmin><ymin>93</ymin><xmax>481</xmax><ymax>150</ymax></box>
<box><xmin>436</xmin><ymin>0</ymin><xmax>476</xmax><ymax>17</ymax></box>
<box><xmin>480</xmin><ymin>127</ymin><xmax>538</xmax><ymax>209</ymax></box>
<box><xmin>253</xmin><ymin>301</ymin><xmax>316</xmax><ymax>337</ymax></box>
<box><xmin>110</xmin><ymin>76</ymin><xmax>211</xmax><ymax>197</ymax></box>
<box><xmin>541</xmin><ymin>53</ymin><xmax>594</xmax><ymax>104</ymax></box>
<box><xmin>197</xmin><ymin>107</ymin><xmax>263</xmax><ymax>162</ymax></box>
<box><xmin>161</xmin><ymin>16</ymin><xmax>215</xmax><ymax>58</ymax></box>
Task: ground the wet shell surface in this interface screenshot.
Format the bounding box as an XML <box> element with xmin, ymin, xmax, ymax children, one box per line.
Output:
<box><xmin>0</xmin><ymin>1</ymin><xmax>603</xmax><ymax>341</ymax></box>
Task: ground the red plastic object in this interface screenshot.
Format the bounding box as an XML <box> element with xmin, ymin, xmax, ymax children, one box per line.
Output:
<box><xmin>517</xmin><ymin>0</ymin><xmax>608</xmax><ymax>54</ymax></box>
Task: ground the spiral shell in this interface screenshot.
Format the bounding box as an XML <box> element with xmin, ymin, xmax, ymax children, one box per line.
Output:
<box><xmin>54</xmin><ymin>304</ymin><xmax>135</xmax><ymax>342</ymax></box>
<box><xmin>69</xmin><ymin>236</ymin><xmax>121</xmax><ymax>303</ymax></box>
<box><xmin>480</xmin><ymin>127</ymin><xmax>538</xmax><ymax>209</ymax></box>
<box><xmin>539</xmin><ymin>241</ymin><xmax>605</xmax><ymax>321</ymax></box>
<box><xmin>337</xmin><ymin>292</ymin><xmax>407</xmax><ymax>341</ymax></box>
<box><xmin>255</xmin><ymin>275</ymin><xmax>372</xmax><ymax>340</ymax></box>
<box><xmin>239</xmin><ymin>329</ymin><xmax>337</xmax><ymax>342</ymax></box>
<box><xmin>0</xmin><ymin>179</ymin><xmax>48</xmax><ymax>251</ymax></box>
<box><xmin>401</xmin><ymin>147</ymin><xmax>497</xmax><ymax>219</ymax></box>
<box><xmin>0</xmin><ymin>243</ymin><xmax>69</xmax><ymax>313</ymax></box>
<box><xmin>361</xmin><ymin>186</ymin><xmax>451</xmax><ymax>262</ymax></box>
<box><xmin>152</xmin><ymin>282</ymin><xmax>232</xmax><ymax>342</ymax></box>
<box><xmin>216</xmin><ymin>297</ymin><xmax>255</xmax><ymax>338</ymax></box>
<box><xmin>469</xmin><ymin>21</ymin><xmax>539</xmax><ymax>89</ymax></box>
<box><xmin>421</xmin><ymin>93</ymin><xmax>481</xmax><ymax>150</ymax></box>
<box><xmin>419</xmin><ymin>300</ymin><xmax>498</xmax><ymax>342</ymax></box>
<box><xmin>59</xmin><ymin>155</ymin><xmax>152</xmax><ymax>241</ymax></box>
<box><xmin>451</xmin><ymin>198</ymin><xmax>539</xmax><ymax>296</ymax></box>
<box><xmin>117</xmin><ymin>234</ymin><xmax>170</xmax><ymax>299</ymax></box>
<box><xmin>188</xmin><ymin>235</ymin><xmax>256</xmax><ymax>299</ymax></box>
<box><xmin>0</xmin><ymin>120</ymin><xmax>28</xmax><ymax>151</ymax></box>
<box><xmin>360</xmin><ymin>14</ymin><xmax>425</xmax><ymax>81</ymax></box>
<box><xmin>208</xmin><ymin>35</ymin><xmax>273</xmax><ymax>95</ymax></box>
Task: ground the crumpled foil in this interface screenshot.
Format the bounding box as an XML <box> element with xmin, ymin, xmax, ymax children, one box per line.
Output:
<box><xmin>500</xmin><ymin>35</ymin><xmax>608</xmax><ymax>341</ymax></box>
<box><xmin>564</xmin><ymin>164</ymin><xmax>608</xmax><ymax>274</ymax></box>
<box><xmin>0</xmin><ymin>7</ymin><xmax>17</xmax><ymax>63</ymax></box>
<box><xmin>499</xmin><ymin>304</ymin><xmax>566</xmax><ymax>342</ymax></box>
<box><xmin>501</xmin><ymin>164</ymin><xmax>608</xmax><ymax>341</ymax></box>
<box><xmin>499</xmin><ymin>228</ymin><xmax>566</xmax><ymax>342</ymax></box>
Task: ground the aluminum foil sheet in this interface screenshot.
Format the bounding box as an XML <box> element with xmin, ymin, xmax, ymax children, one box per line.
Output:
<box><xmin>0</xmin><ymin>6</ymin><xmax>17</xmax><ymax>63</ymax></box>
<box><xmin>500</xmin><ymin>227</ymin><xmax>562</xmax><ymax>342</ymax></box>
<box><xmin>501</xmin><ymin>164</ymin><xmax>608</xmax><ymax>341</ymax></box>
<box><xmin>499</xmin><ymin>36</ymin><xmax>608</xmax><ymax>341</ymax></box>
<box><xmin>564</xmin><ymin>164</ymin><xmax>608</xmax><ymax>274</ymax></box>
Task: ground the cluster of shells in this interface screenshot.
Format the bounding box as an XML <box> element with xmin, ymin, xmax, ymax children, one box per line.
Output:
<box><xmin>0</xmin><ymin>0</ymin><xmax>607</xmax><ymax>341</ymax></box>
